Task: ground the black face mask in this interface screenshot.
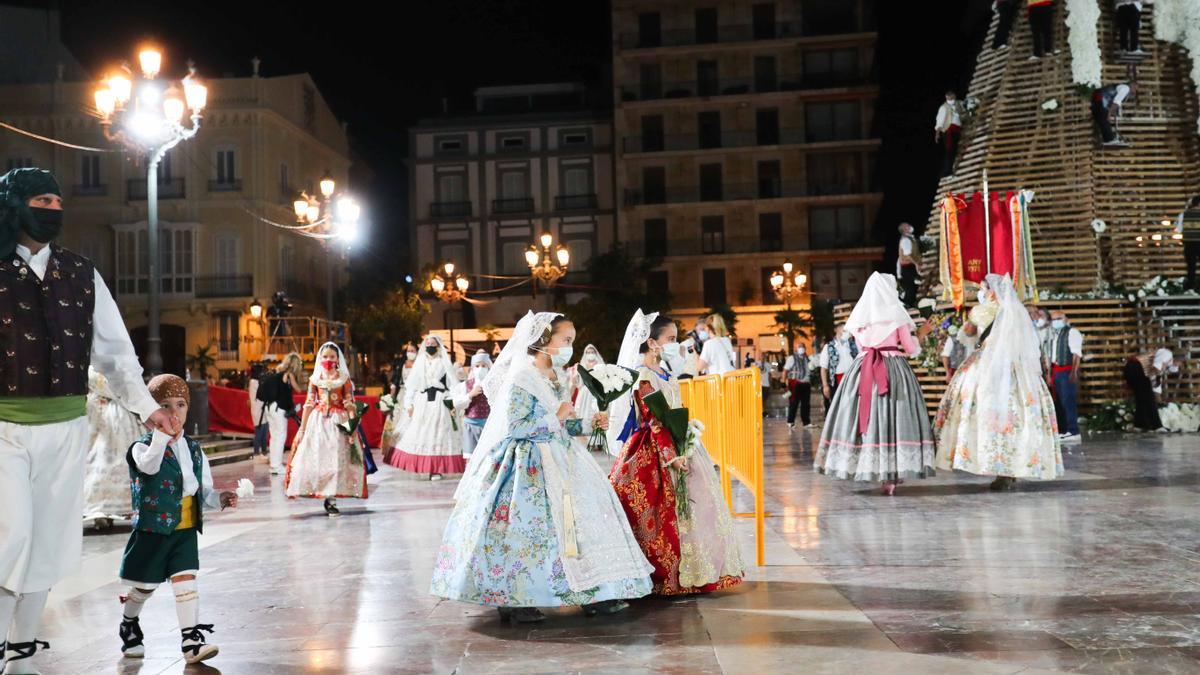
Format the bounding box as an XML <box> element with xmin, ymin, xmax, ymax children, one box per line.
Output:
<box><xmin>23</xmin><ymin>207</ymin><xmax>63</xmax><ymax>243</ymax></box>
<box><xmin>426</xmin><ymin>346</ymin><xmax>438</xmax><ymax>356</ymax></box>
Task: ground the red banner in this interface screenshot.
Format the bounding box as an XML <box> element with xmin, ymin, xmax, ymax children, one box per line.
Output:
<box><xmin>960</xmin><ymin>192</ymin><xmax>987</xmax><ymax>282</ymax></box>
<box><xmin>207</xmin><ymin>385</ymin><xmax>384</xmax><ymax>449</ymax></box>
<box><xmin>989</xmin><ymin>191</ymin><xmax>1016</xmax><ymax>277</ymax></box>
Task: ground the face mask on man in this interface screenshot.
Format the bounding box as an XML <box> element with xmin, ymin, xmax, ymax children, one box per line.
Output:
<box><xmin>24</xmin><ymin>207</ymin><xmax>63</xmax><ymax>243</ymax></box>
<box><xmin>1036</xmin><ymin>317</ymin><xmax>1048</xmax><ymax>328</ymax></box>
<box><xmin>1051</xmin><ymin>319</ymin><xmax>1066</xmax><ymax>330</ymax></box>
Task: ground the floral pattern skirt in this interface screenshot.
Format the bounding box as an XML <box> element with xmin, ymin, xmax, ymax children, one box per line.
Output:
<box><xmin>815</xmin><ymin>354</ymin><xmax>937</xmax><ymax>482</ymax></box>
<box><xmin>430</xmin><ymin>437</ymin><xmax>651</xmax><ymax>607</ymax></box>
<box><xmin>935</xmin><ymin>352</ymin><xmax>1063</xmax><ymax>479</ymax></box>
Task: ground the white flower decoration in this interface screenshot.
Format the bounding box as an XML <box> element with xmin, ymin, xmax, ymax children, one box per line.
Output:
<box><xmin>1042</xmin><ymin>98</ymin><xmax>1060</xmax><ymax>111</ymax></box>
<box><xmin>1091</xmin><ymin>219</ymin><xmax>1107</xmax><ymax>234</ymax></box>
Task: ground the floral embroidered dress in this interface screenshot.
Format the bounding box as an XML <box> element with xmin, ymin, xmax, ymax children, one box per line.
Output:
<box><xmin>431</xmin><ymin>359</ymin><xmax>652</xmax><ymax>608</ymax></box>
<box><xmin>935</xmin><ymin>274</ymin><xmax>1063</xmax><ymax>479</ymax></box>
<box><xmin>609</xmin><ymin>367</ymin><xmax>744</xmax><ymax>595</ymax></box>
<box><xmin>83</xmin><ymin>369</ymin><xmax>144</xmax><ymax>520</ymax></box>
<box><xmin>285</xmin><ymin>373</ymin><xmax>368</xmax><ymax>499</ymax></box>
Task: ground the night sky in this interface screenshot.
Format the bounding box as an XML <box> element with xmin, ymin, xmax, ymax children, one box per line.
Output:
<box><xmin>35</xmin><ymin>0</ymin><xmax>990</xmax><ymax>286</ymax></box>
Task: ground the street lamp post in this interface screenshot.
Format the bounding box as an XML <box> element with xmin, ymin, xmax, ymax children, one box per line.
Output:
<box><xmin>525</xmin><ymin>232</ymin><xmax>570</xmax><ymax>298</ymax></box>
<box><xmin>95</xmin><ymin>47</ymin><xmax>207</xmax><ymax>375</ymax></box>
<box><xmin>430</xmin><ymin>262</ymin><xmax>470</xmax><ymax>357</ymax></box>
<box><xmin>769</xmin><ymin>259</ymin><xmax>808</xmax><ymax>354</ymax></box>
<box><xmin>293</xmin><ymin>174</ymin><xmax>361</xmax><ymax>326</ymax></box>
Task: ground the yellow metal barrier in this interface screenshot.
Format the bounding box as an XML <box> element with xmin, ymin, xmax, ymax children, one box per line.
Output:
<box><xmin>679</xmin><ymin>368</ymin><xmax>765</xmax><ymax>566</ymax></box>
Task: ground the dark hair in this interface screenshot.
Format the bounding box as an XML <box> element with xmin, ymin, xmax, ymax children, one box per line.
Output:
<box><xmin>528</xmin><ymin>316</ymin><xmax>573</xmax><ymax>355</ymax></box>
<box><xmin>945</xmin><ymin>89</ymin><xmax>956</xmax><ymax>97</ymax></box>
<box><xmin>639</xmin><ymin>315</ymin><xmax>676</xmax><ymax>354</ymax></box>
<box><xmin>1190</xmin><ymin>195</ymin><xmax>1200</xmax><ymax>208</ymax></box>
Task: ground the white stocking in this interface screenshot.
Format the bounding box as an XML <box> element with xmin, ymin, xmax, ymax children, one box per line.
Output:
<box><xmin>4</xmin><ymin>590</ymin><xmax>48</xmax><ymax>675</ymax></box>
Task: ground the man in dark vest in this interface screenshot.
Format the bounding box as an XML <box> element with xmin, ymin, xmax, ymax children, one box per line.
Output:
<box><xmin>0</xmin><ymin>168</ymin><xmax>178</xmax><ymax>672</ymax></box>
<box><xmin>1176</xmin><ymin>195</ymin><xmax>1200</xmax><ymax>289</ymax></box>
<box><xmin>1045</xmin><ymin>310</ymin><xmax>1084</xmax><ymax>442</ymax></box>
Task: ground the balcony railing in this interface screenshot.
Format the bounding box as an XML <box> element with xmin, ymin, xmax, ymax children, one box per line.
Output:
<box><xmin>625</xmin><ymin>129</ymin><xmax>828</xmax><ymax>153</ymax></box>
<box><xmin>208</xmin><ymin>179</ymin><xmax>243</xmax><ymax>192</ymax></box>
<box><xmin>639</xmin><ymin>235</ymin><xmax>875</xmax><ymax>259</ymax></box>
<box><xmin>195</xmin><ymin>275</ymin><xmax>253</xmax><ymax>299</ymax></box>
<box><xmin>620</xmin><ymin>74</ymin><xmax>871</xmax><ymax>103</ymax></box>
<box><xmin>430</xmin><ymin>201</ymin><xmax>473</xmax><ymax>218</ymax></box>
<box><xmin>626</xmin><ymin>180</ymin><xmax>874</xmax><ymax>206</ymax></box>
<box><xmin>619</xmin><ymin>21</ymin><xmax>805</xmax><ymax>50</ymax></box>
<box><xmin>127</xmin><ymin>177</ymin><xmax>185</xmax><ymax>200</ymax></box>
<box><xmin>492</xmin><ymin>197</ymin><xmax>535</xmax><ymax>215</ymax></box>
<box><xmin>72</xmin><ymin>184</ymin><xmax>107</xmax><ymax>197</ymax></box>
<box><xmin>554</xmin><ymin>193</ymin><xmax>599</xmax><ymax>211</ymax></box>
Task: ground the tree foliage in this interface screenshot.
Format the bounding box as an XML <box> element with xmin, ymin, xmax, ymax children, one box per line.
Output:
<box><xmin>344</xmin><ymin>288</ymin><xmax>429</xmax><ymax>365</ymax></box>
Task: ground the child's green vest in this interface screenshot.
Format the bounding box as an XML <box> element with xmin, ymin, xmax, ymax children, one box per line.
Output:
<box><xmin>126</xmin><ymin>432</ymin><xmax>206</xmax><ymax>535</ymax></box>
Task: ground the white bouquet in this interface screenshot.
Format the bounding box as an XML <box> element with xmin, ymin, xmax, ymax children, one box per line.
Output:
<box><xmin>378</xmin><ymin>393</ymin><xmax>397</xmax><ymax>416</ymax></box>
<box><xmin>1161</xmin><ymin>402</ymin><xmax>1200</xmax><ymax>433</ymax></box>
<box><xmin>576</xmin><ymin>363</ymin><xmax>638</xmax><ymax>453</ymax></box>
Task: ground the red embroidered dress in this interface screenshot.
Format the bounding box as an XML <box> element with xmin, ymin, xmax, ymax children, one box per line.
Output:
<box><xmin>285</xmin><ymin>374</ymin><xmax>367</xmax><ymax>499</ymax></box>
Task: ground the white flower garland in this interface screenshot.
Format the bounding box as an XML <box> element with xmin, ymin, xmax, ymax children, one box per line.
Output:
<box><xmin>1155</xmin><ymin>0</ymin><xmax>1200</xmax><ymax>134</ymax></box>
<box><xmin>1065</xmin><ymin>0</ymin><xmax>1102</xmax><ymax>88</ymax></box>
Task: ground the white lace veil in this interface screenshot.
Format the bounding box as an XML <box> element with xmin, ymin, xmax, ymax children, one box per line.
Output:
<box><xmin>606</xmin><ymin>309</ymin><xmax>658</xmax><ymax>451</ymax></box>
<box><xmin>455</xmin><ymin>311</ymin><xmax>564</xmax><ymax>501</ymax></box>
<box><xmin>580</xmin><ymin>343</ymin><xmax>605</xmax><ymax>368</ymax></box>
<box><xmin>979</xmin><ymin>274</ymin><xmax>1042</xmax><ymax>418</ymax></box>
<box><xmin>408</xmin><ymin>335</ymin><xmax>459</xmax><ymax>402</ymax></box>
<box><xmin>311</xmin><ymin>341</ymin><xmax>351</xmax><ymax>387</ymax></box>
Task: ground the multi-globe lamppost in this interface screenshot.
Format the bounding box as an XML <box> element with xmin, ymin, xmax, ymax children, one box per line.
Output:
<box><xmin>769</xmin><ymin>259</ymin><xmax>808</xmax><ymax>354</ymax></box>
<box><xmin>292</xmin><ymin>174</ymin><xmax>361</xmax><ymax>323</ymax></box>
<box><xmin>429</xmin><ymin>261</ymin><xmax>470</xmax><ymax>356</ymax></box>
<box><xmin>94</xmin><ymin>46</ymin><xmax>207</xmax><ymax>375</ymax></box>
<box><xmin>526</xmin><ymin>232</ymin><xmax>570</xmax><ymax>292</ymax></box>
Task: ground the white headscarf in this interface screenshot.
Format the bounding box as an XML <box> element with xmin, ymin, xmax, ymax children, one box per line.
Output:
<box><xmin>845</xmin><ymin>272</ymin><xmax>915</xmax><ymax>348</ymax></box>
<box><xmin>978</xmin><ymin>274</ymin><xmax>1042</xmax><ymax>418</ymax></box>
<box><xmin>311</xmin><ymin>341</ymin><xmax>351</xmax><ymax>389</ymax></box>
<box><xmin>580</xmin><ymin>344</ymin><xmax>604</xmax><ymax>369</ymax></box>
<box><xmin>455</xmin><ymin>311</ymin><xmax>565</xmax><ymax>501</ymax></box>
<box><xmin>471</xmin><ymin>350</ymin><xmax>493</xmax><ymax>368</ymax></box>
<box><xmin>606</xmin><ymin>309</ymin><xmax>658</xmax><ymax>452</ymax></box>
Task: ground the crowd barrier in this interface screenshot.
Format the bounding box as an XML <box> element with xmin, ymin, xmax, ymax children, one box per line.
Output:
<box><xmin>680</xmin><ymin>368</ymin><xmax>765</xmax><ymax>566</ymax></box>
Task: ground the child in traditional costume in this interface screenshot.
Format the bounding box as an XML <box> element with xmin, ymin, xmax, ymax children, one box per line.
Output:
<box><xmin>117</xmin><ymin>375</ymin><xmax>236</xmax><ymax>665</ymax></box>
<box><xmin>285</xmin><ymin>342</ymin><xmax>368</xmax><ymax>516</ymax></box>
<box><xmin>451</xmin><ymin>350</ymin><xmax>493</xmax><ymax>458</ymax></box>
<box><xmin>607</xmin><ymin>310</ymin><xmax>744</xmax><ymax>594</ymax></box>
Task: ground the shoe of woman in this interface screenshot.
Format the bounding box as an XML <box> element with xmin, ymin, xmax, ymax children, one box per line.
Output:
<box><xmin>497</xmin><ymin>607</ymin><xmax>545</xmax><ymax>623</ymax></box>
<box><xmin>323</xmin><ymin>498</ymin><xmax>340</xmax><ymax>516</ymax></box>
<box><xmin>583</xmin><ymin>600</ymin><xmax>629</xmax><ymax>616</ymax></box>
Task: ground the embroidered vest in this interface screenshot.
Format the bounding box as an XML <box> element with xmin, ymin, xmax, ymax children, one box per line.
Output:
<box><xmin>1052</xmin><ymin>327</ymin><xmax>1074</xmax><ymax>366</ymax></box>
<box><xmin>127</xmin><ymin>432</ymin><xmax>206</xmax><ymax>535</ymax></box>
<box><xmin>463</xmin><ymin>377</ymin><xmax>491</xmax><ymax>420</ymax></box>
<box><xmin>0</xmin><ymin>246</ymin><xmax>95</xmax><ymax>396</ymax></box>
<box><xmin>825</xmin><ymin>338</ymin><xmax>858</xmax><ymax>374</ymax></box>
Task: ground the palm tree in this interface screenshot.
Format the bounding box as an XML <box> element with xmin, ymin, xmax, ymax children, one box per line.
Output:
<box><xmin>186</xmin><ymin>341</ymin><xmax>218</xmax><ymax>382</ymax></box>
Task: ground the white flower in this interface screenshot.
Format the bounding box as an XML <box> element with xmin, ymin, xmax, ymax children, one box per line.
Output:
<box><xmin>948</xmin><ymin>325</ymin><xmax>960</xmax><ymax>336</ymax></box>
<box><xmin>1138</xmin><ymin>289</ymin><xmax>1148</xmax><ymax>298</ymax></box>
<box><xmin>1065</xmin><ymin>0</ymin><xmax>1102</xmax><ymax>88</ymax></box>
<box><xmin>235</xmin><ymin>478</ymin><xmax>254</xmax><ymax>500</ymax></box>
<box><xmin>1091</xmin><ymin>219</ymin><xmax>1107</xmax><ymax>234</ymax></box>
<box><xmin>1128</xmin><ymin>294</ymin><xmax>1138</xmax><ymax>302</ymax></box>
<box><xmin>1042</xmin><ymin>98</ymin><xmax>1060</xmax><ymax>111</ymax></box>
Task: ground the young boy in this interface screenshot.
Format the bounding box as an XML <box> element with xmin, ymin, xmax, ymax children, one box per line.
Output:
<box><xmin>117</xmin><ymin>374</ymin><xmax>235</xmax><ymax>664</ymax></box>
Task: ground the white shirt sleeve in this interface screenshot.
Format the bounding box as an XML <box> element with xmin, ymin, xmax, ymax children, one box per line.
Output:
<box><xmin>1153</xmin><ymin>348</ymin><xmax>1174</xmax><ymax>371</ymax></box>
<box><xmin>1112</xmin><ymin>85</ymin><xmax>1131</xmax><ymax>107</ymax></box>
<box><xmin>1178</xmin><ymin>212</ymin><xmax>1186</xmax><ymax>234</ymax></box>
<box><xmin>131</xmin><ymin>429</ymin><xmax>172</xmax><ymax>475</ymax></box>
<box><xmin>935</xmin><ymin>104</ymin><xmax>948</xmax><ymax>131</ymax></box>
<box><xmin>90</xmin><ymin>271</ymin><xmax>160</xmax><ymax>422</ymax></box>
<box><xmin>900</xmin><ymin>238</ymin><xmax>913</xmax><ymax>256</ymax></box>
<box><xmin>941</xmin><ymin>338</ymin><xmax>956</xmax><ymax>358</ymax></box>
<box><xmin>819</xmin><ymin>348</ymin><xmax>830</xmax><ymax>370</ymax></box>
<box><xmin>200</xmin><ymin>452</ymin><xmax>220</xmax><ymax>510</ymax></box>
<box><xmin>1068</xmin><ymin>329</ymin><xmax>1084</xmax><ymax>357</ymax></box>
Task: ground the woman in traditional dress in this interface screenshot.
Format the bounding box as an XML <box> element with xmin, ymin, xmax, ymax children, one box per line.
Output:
<box><xmin>82</xmin><ymin>368</ymin><xmax>144</xmax><ymax>527</ymax></box>
<box><xmin>432</xmin><ymin>312</ymin><xmax>652</xmax><ymax>623</ymax></box>
<box><xmin>285</xmin><ymin>342</ymin><xmax>368</xmax><ymax>516</ymax></box>
<box><xmin>572</xmin><ymin>344</ymin><xmax>605</xmax><ymax>440</ymax></box>
<box><xmin>935</xmin><ymin>274</ymin><xmax>1063</xmax><ymax>490</ymax></box>
<box><xmin>814</xmin><ymin>273</ymin><xmax>936</xmax><ymax>495</ymax></box>
<box><xmin>390</xmin><ymin>336</ymin><xmax>464</xmax><ymax>480</ymax></box>
<box><xmin>607</xmin><ymin>310</ymin><xmax>744</xmax><ymax>594</ymax></box>
<box><xmin>382</xmin><ymin>344</ymin><xmax>417</xmax><ymax>460</ymax></box>
<box><xmin>698</xmin><ymin>313</ymin><xmax>737</xmax><ymax>375</ymax></box>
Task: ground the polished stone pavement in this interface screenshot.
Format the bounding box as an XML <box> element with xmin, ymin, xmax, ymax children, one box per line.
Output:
<box><xmin>28</xmin><ymin>423</ymin><xmax>1200</xmax><ymax>674</ymax></box>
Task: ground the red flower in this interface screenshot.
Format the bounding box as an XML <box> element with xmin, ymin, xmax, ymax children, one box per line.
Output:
<box><xmin>493</xmin><ymin>504</ymin><xmax>510</xmax><ymax>522</ymax></box>
<box><xmin>527</xmin><ymin>465</ymin><xmax>538</xmax><ymax>477</ymax></box>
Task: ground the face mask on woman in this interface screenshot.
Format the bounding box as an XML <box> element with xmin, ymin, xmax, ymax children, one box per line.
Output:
<box><xmin>473</xmin><ymin>366</ymin><xmax>489</xmax><ymax>381</ymax></box>
<box><xmin>321</xmin><ymin>359</ymin><xmax>337</xmax><ymax>371</ymax></box>
<box><xmin>696</xmin><ymin>329</ymin><xmax>709</xmax><ymax>341</ymax></box>
<box><xmin>406</xmin><ymin>352</ymin><xmax>417</xmax><ymax>361</ymax></box>
<box><xmin>426</xmin><ymin>345</ymin><xmax>438</xmax><ymax>356</ymax></box>
<box><xmin>660</xmin><ymin>341</ymin><xmax>681</xmax><ymax>361</ymax></box>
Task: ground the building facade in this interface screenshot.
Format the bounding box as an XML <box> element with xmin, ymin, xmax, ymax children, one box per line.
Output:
<box><xmin>409</xmin><ymin>83</ymin><xmax>615</xmax><ymax>336</ymax></box>
<box><xmin>612</xmin><ymin>0</ymin><xmax>881</xmax><ymax>354</ymax></box>
<box><xmin>0</xmin><ymin>66</ymin><xmax>351</xmax><ymax>377</ymax></box>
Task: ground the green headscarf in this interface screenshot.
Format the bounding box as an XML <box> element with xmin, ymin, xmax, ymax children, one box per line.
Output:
<box><xmin>0</xmin><ymin>167</ymin><xmax>62</xmax><ymax>258</ymax></box>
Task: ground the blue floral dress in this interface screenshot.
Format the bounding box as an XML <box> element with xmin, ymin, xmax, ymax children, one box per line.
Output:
<box><xmin>431</xmin><ymin>386</ymin><xmax>652</xmax><ymax>607</ymax></box>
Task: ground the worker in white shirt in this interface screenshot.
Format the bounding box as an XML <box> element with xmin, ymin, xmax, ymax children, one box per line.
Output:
<box><xmin>1045</xmin><ymin>310</ymin><xmax>1084</xmax><ymax>441</ymax></box>
<box><xmin>1091</xmin><ymin>82</ymin><xmax>1136</xmax><ymax>146</ymax></box>
<box><xmin>940</xmin><ymin>322</ymin><xmax>978</xmax><ymax>383</ymax></box>
<box><xmin>897</xmin><ymin>222</ymin><xmax>920</xmax><ymax>308</ymax></box>
<box><xmin>934</xmin><ymin>90</ymin><xmax>963</xmax><ymax>177</ymax></box>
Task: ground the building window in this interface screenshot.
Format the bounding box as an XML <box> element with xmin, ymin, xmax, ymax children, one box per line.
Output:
<box><xmin>81</xmin><ymin>154</ymin><xmax>101</xmax><ymax>188</ymax></box>
<box><xmin>703</xmin><ymin>269</ymin><xmax>727</xmax><ymax>308</ymax></box>
<box><xmin>698</xmin><ymin>111</ymin><xmax>722</xmax><ymax>149</ymax></box>
<box><xmin>806</xmin><ymin>101</ymin><xmax>861</xmax><ymax>142</ymax></box>
<box><xmin>757</xmin><ymin>160</ymin><xmax>781</xmax><ymax>198</ymax></box>
<box><xmin>803</xmin><ymin>49</ymin><xmax>859</xmax><ymax>87</ymax></box>
<box><xmin>642</xmin><ymin>166</ymin><xmax>666</xmax><ymax>204</ymax></box>
<box><xmin>561</xmin><ymin>130</ymin><xmax>591</xmax><ymax>147</ymax></box>
<box><xmin>501</xmin><ymin>241</ymin><xmax>529</xmax><ymax>275</ymax></box>
<box><xmin>697</xmin><ymin>61</ymin><xmax>719</xmax><ymax>96</ymax></box>
<box><xmin>499</xmin><ymin>168</ymin><xmax>528</xmax><ymax>199</ymax></box>
<box><xmin>759</xmin><ymin>213</ymin><xmax>783</xmax><ymax>251</ymax></box>
<box><xmin>437</xmin><ymin>138</ymin><xmax>464</xmax><ymax>154</ymax></box>
<box><xmin>647</xmin><ymin>270</ymin><xmax>669</xmax><ymax>298</ymax></box>
<box><xmin>808</xmin><ymin>205</ymin><xmax>865</xmax><ymax>250</ymax></box>
<box><xmin>638</xmin><ymin>11</ymin><xmax>662</xmax><ymax>48</ymax></box>
<box><xmin>699</xmin><ymin>164</ymin><xmax>722</xmax><ymax>201</ymax></box>
<box><xmin>499</xmin><ymin>135</ymin><xmax>526</xmax><ymax>151</ymax></box>
<box><xmin>695</xmin><ymin>7</ymin><xmax>718</xmax><ymax>43</ymax></box>
<box><xmin>753</xmin><ymin>3</ymin><xmax>777</xmax><ymax>39</ymax></box>
<box><xmin>564</xmin><ymin>238</ymin><xmax>593</xmax><ymax>271</ymax></box>
<box><xmin>754</xmin><ymin>55</ymin><xmax>778</xmax><ymax>92</ymax></box>
<box><xmin>216</xmin><ymin>312</ymin><xmax>240</xmax><ymax>361</ymax></box>
<box><xmin>644</xmin><ymin>218</ymin><xmax>667</xmax><ymax>258</ymax></box>
<box><xmin>641</xmin><ymin>114</ymin><xmax>664</xmax><ymax>152</ymax></box>
<box><xmin>761</xmin><ymin>266</ymin><xmax>778</xmax><ymax>304</ymax></box>
<box><xmin>802</xmin><ymin>0</ymin><xmax>858</xmax><ymax>35</ymax></box>
<box><xmin>115</xmin><ymin>226</ymin><xmax>194</xmax><ymax>296</ymax></box>
<box><xmin>807</xmin><ymin>152</ymin><xmax>863</xmax><ymax>195</ymax></box>
<box><xmin>756</xmin><ymin>108</ymin><xmax>780</xmax><ymax>145</ymax></box>
<box><xmin>639</xmin><ymin>63</ymin><xmax>663</xmax><ymax>99</ymax></box>
<box><xmin>280</xmin><ymin>245</ymin><xmax>295</xmax><ymax>285</ymax></box>
<box><xmin>562</xmin><ymin>165</ymin><xmax>591</xmax><ymax>195</ymax></box>
<box><xmin>701</xmin><ymin>216</ymin><xmax>725</xmax><ymax>254</ymax></box>
<box><xmin>279</xmin><ymin>163</ymin><xmax>290</xmax><ymax>198</ymax></box>
<box><xmin>437</xmin><ymin>172</ymin><xmax>467</xmax><ymax>202</ymax></box>
<box><xmin>215</xmin><ymin>149</ymin><xmax>236</xmax><ymax>185</ymax></box>
<box><xmin>810</xmin><ymin>261</ymin><xmax>868</xmax><ymax>300</ymax></box>
<box><xmin>215</xmin><ymin>233</ymin><xmax>239</xmax><ymax>277</ymax></box>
